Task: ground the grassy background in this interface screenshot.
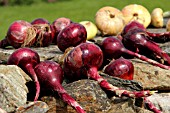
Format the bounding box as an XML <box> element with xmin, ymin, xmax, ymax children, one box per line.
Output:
<box><xmin>0</xmin><ymin>0</ymin><xmax>170</xmax><ymax>40</ymax></box>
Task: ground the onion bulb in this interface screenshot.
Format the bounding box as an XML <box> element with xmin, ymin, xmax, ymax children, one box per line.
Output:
<box><xmin>79</xmin><ymin>20</ymin><xmax>98</xmax><ymax>40</ymax></box>
<box><xmin>122</xmin><ymin>4</ymin><xmax>151</xmax><ymax>28</ymax></box>
<box><xmin>151</xmin><ymin>8</ymin><xmax>164</xmax><ymax>28</ymax></box>
<box><xmin>95</xmin><ymin>6</ymin><xmax>124</xmax><ymax>36</ymax></box>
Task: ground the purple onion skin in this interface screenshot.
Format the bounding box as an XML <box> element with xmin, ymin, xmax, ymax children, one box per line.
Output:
<box><xmin>101</xmin><ymin>36</ymin><xmax>124</xmax><ymax>60</ymax></box>
<box><xmin>31</xmin><ymin>18</ymin><xmax>54</xmax><ymax>47</ymax></box>
<box><xmin>31</xmin><ymin>18</ymin><xmax>50</xmax><ymax>25</ymax></box>
<box><xmin>7</xmin><ymin>48</ymin><xmax>40</xmax><ymax>70</ymax></box>
<box><xmin>121</xmin><ymin>21</ymin><xmax>145</xmax><ymax>36</ymax></box>
<box><xmin>57</xmin><ymin>23</ymin><xmax>87</xmax><ymax>52</ymax></box>
<box><xmin>123</xmin><ymin>20</ymin><xmax>170</xmax><ymax>43</ymax></box>
<box><xmin>123</xmin><ymin>27</ymin><xmax>170</xmax><ymax>65</ymax></box>
<box><xmin>34</xmin><ymin>61</ymin><xmax>86</xmax><ymax>113</ymax></box>
<box><xmin>51</xmin><ymin>17</ymin><xmax>72</xmax><ymax>44</ymax></box>
<box><xmin>101</xmin><ymin>36</ymin><xmax>170</xmax><ymax>70</ymax></box>
<box><xmin>34</xmin><ymin>61</ymin><xmax>64</xmax><ymax>88</ymax></box>
<box><xmin>104</xmin><ymin>58</ymin><xmax>134</xmax><ymax>80</ymax></box>
<box><xmin>7</xmin><ymin>48</ymin><xmax>40</xmax><ymax>101</ymax></box>
<box><xmin>4</xmin><ymin>20</ymin><xmax>36</xmax><ymax>48</ymax></box>
<box><xmin>64</xmin><ymin>42</ymin><xmax>103</xmax><ymax>82</ymax></box>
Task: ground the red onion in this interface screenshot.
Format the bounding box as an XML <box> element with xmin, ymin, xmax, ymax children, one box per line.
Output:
<box><xmin>34</xmin><ymin>61</ymin><xmax>85</xmax><ymax>113</ymax></box>
<box><xmin>121</xmin><ymin>20</ymin><xmax>145</xmax><ymax>36</ymax></box>
<box><xmin>101</xmin><ymin>36</ymin><xmax>170</xmax><ymax>70</ymax></box>
<box><xmin>0</xmin><ymin>20</ymin><xmax>36</xmax><ymax>48</ymax></box>
<box><xmin>51</xmin><ymin>17</ymin><xmax>72</xmax><ymax>44</ymax></box>
<box><xmin>57</xmin><ymin>23</ymin><xmax>87</xmax><ymax>52</ymax></box>
<box><xmin>63</xmin><ymin>42</ymin><xmax>153</xmax><ymax>98</ymax></box>
<box><xmin>103</xmin><ymin>56</ymin><xmax>161</xmax><ymax>113</ymax></box>
<box><xmin>122</xmin><ymin>20</ymin><xmax>170</xmax><ymax>43</ymax></box>
<box><xmin>7</xmin><ymin>48</ymin><xmax>40</xmax><ymax>101</ymax></box>
<box><xmin>122</xmin><ymin>25</ymin><xmax>170</xmax><ymax>66</ymax></box>
<box><xmin>31</xmin><ymin>18</ymin><xmax>54</xmax><ymax>47</ymax></box>
<box><xmin>104</xmin><ymin>58</ymin><xmax>134</xmax><ymax>80</ymax></box>
<box><xmin>31</xmin><ymin>18</ymin><xmax>50</xmax><ymax>25</ymax></box>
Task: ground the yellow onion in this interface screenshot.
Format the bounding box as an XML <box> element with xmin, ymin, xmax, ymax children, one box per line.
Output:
<box><xmin>166</xmin><ymin>19</ymin><xmax>170</xmax><ymax>31</ymax></box>
<box><xmin>122</xmin><ymin>4</ymin><xmax>151</xmax><ymax>28</ymax></box>
<box><xmin>95</xmin><ymin>6</ymin><xmax>124</xmax><ymax>36</ymax></box>
<box><xmin>79</xmin><ymin>21</ymin><xmax>98</xmax><ymax>40</ymax></box>
<box><xmin>151</xmin><ymin>8</ymin><xmax>164</xmax><ymax>28</ymax></box>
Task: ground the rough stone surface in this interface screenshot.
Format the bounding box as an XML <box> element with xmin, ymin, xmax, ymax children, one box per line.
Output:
<box><xmin>0</xmin><ymin>45</ymin><xmax>62</xmax><ymax>63</ymax></box>
<box><xmin>40</xmin><ymin>79</ymin><xmax>154</xmax><ymax>113</ymax></box>
<box><xmin>100</xmin><ymin>72</ymin><xmax>143</xmax><ymax>91</ymax></box>
<box><xmin>108</xmin><ymin>97</ymin><xmax>152</xmax><ymax>113</ymax></box>
<box><xmin>0</xmin><ymin>65</ymin><xmax>32</xmax><ymax>113</ymax></box>
<box><xmin>41</xmin><ymin>79</ymin><xmax>112</xmax><ymax>113</ymax></box>
<box><xmin>147</xmin><ymin>93</ymin><xmax>170</xmax><ymax>113</ymax></box>
<box><xmin>132</xmin><ymin>59</ymin><xmax>170</xmax><ymax>90</ymax></box>
<box><xmin>15</xmin><ymin>101</ymin><xmax>49</xmax><ymax>113</ymax></box>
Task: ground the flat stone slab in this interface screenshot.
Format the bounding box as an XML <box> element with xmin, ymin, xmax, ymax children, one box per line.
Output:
<box><xmin>132</xmin><ymin>59</ymin><xmax>170</xmax><ymax>91</ymax></box>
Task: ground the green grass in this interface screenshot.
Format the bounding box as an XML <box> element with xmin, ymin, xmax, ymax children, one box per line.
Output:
<box><xmin>0</xmin><ymin>0</ymin><xmax>170</xmax><ymax>40</ymax></box>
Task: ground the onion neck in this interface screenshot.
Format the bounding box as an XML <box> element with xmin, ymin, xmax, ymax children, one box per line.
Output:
<box><xmin>121</xmin><ymin>47</ymin><xmax>170</xmax><ymax>70</ymax></box>
<box><xmin>25</xmin><ymin>63</ymin><xmax>40</xmax><ymax>101</ymax></box>
<box><xmin>54</xmin><ymin>82</ymin><xmax>86</xmax><ymax>113</ymax></box>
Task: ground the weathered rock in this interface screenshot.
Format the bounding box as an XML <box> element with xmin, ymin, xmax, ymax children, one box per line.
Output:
<box><xmin>40</xmin><ymin>79</ymin><xmax>156</xmax><ymax>113</ymax></box>
<box><xmin>41</xmin><ymin>79</ymin><xmax>112</xmax><ymax>113</ymax></box>
<box><xmin>0</xmin><ymin>65</ymin><xmax>32</xmax><ymax>113</ymax></box>
<box><xmin>41</xmin><ymin>96</ymin><xmax>67</xmax><ymax>113</ymax></box>
<box><xmin>132</xmin><ymin>59</ymin><xmax>170</xmax><ymax>90</ymax></box>
<box><xmin>0</xmin><ymin>45</ymin><xmax>62</xmax><ymax>63</ymax></box>
<box><xmin>108</xmin><ymin>97</ymin><xmax>152</xmax><ymax>113</ymax></box>
<box><xmin>99</xmin><ymin>72</ymin><xmax>143</xmax><ymax>91</ymax></box>
<box><xmin>147</xmin><ymin>93</ymin><xmax>170</xmax><ymax>113</ymax></box>
<box><xmin>15</xmin><ymin>101</ymin><xmax>49</xmax><ymax>113</ymax></box>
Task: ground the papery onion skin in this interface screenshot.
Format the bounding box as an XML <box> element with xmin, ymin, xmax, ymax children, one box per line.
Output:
<box><xmin>95</xmin><ymin>6</ymin><xmax>124</xmax><ymax>36</ymax></box>
<box><xmin>63</xmin><ymin>42</ymin><xmax>103</xmax><ymax>81</ymax></box>
<box><xmin>2</xmin><ymin>20</ymin><xmax>36</xmax><ymax>48</ymax></box>
<box><xmin>51</xmin><ymin>17</ymin><xmax>72</xmax><ymax>44</ymax></box>
<box><xmin>31</xmin><ymin>18</ymin><xmax>54</xmax><ymax>47</ymax></box>
<box><xmin>122</xmin><ymin>4</ymin><xmax>151</xmax><ymax>28</ymax></box>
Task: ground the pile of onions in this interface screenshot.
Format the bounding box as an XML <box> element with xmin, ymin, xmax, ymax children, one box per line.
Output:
<box><xmin>103</xmin><ymin>57</ymin><xmax>161</xmax><ymax>113</ymax></box>
<box><xmin>63</xmin><ymin>42</ymin><xmax>153</xmax><ymax>98</ymax></box>
<box><xmin>101</xmin><ymin>36</ymin><xmax>170</xmax><ymax>70</ymax></box>
<box><xmin>122</xmin><ymin>21</ymin><xmax>170</xmax><ymax>66</ymax></box>
<box><xmin>0</xmin><ymin>20</ymin><xmax>36</xmax><ymax>48</ymax></box>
